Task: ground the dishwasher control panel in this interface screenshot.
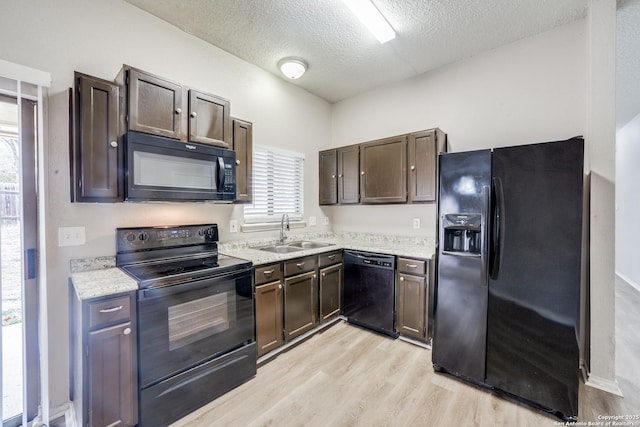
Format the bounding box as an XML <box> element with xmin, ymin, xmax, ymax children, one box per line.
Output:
<box><xmin>363</xmin><ymin>259</ymin><xmax>393</xmax><ymax>267</ymax></box>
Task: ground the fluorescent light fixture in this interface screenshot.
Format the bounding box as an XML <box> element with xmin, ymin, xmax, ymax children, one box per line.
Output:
<box><xmin>342</xmin><ymin>0</ymin><xmax>395</xmax><ymax>44</ymax></box>
<box><xmin>277</xmin><ymin>57</ymin><xmax>308</xmax><ymax>79</ymax></box>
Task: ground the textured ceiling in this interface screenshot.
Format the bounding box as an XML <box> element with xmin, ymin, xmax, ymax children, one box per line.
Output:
<box><xmin>124</xmin><ymin>0</ymin><xmax>590</xmax><ymax>103</ymax></box>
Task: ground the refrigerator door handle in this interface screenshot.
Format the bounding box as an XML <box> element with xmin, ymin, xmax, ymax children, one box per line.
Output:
<box><xmin>490</xmin><ymin>177</ymin><xmax>505</xmax><ymax>280</ymax></box>
<box><xmin>481</xmin><ymin>186</ymin><xmax>490</xmax><ymax>287</ymax></box>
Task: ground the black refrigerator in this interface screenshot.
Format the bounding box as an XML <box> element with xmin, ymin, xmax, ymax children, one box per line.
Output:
<box><xmin>432</xmin><ymin>138</ymin><xmax>584</xmax><ymax>421</ymax></box>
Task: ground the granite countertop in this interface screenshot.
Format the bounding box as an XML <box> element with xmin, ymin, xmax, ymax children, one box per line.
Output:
<box><xmin>71</xmin><ymin>267</ymin><xmax>138</xmax><ymax>300</ymax></box>
<box><xmin>219</xmin><ymin>232</ymin><xmax>436</xmax><ymax>266</ymax></box>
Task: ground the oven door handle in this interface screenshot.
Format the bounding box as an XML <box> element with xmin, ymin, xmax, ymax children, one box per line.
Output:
<box><xmin>139</xmin><ymin>268</ymin><xmax>251</xmax><ymax>300</ymax></box>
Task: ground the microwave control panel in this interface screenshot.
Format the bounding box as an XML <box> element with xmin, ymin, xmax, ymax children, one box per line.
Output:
<box><xmin>223</xmin><ymin>162</ymin><xmax>235</xmax><ymax>193</ymax></box>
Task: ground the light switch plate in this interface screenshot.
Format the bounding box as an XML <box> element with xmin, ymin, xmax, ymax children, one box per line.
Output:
<box><xmin>324</xmin><ymin>217</ymin><xmax>330</xmax><ymax>226</ymax></box>
<box><xmin>309</xmin><ymin>216</ymin><xmax>317</xmax><ymax>226</ymax></box>
<box><xmin>229</xmin><ymin>220</ymin><xmax>238</xmax><ymax>233</ymax></box>
<box><xmin>58</xmin><ymin>226</ymin><xmax>86</xmax><ymax>247</ymax></box>
<box><xmin>412</xmin><ymin>218</ymin><xmax>421</xmax><ymax>229</ymax></box>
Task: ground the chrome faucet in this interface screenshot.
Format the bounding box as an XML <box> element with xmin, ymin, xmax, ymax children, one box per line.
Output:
<box><xmin>278</xmin><ymin>213</ymin><xmax>290</xmax><ymax>245</ymax></box>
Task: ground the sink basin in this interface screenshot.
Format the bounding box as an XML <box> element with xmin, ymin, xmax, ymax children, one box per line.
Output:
<box><xmin>259</xmin><ymin>245</ymin><xmax>304</xmax><ymax>254</ymax></box>
<box><xmin>287</xmin><ymin>241</ymin><xmax>335</xmax><ymax>249</ymax></box>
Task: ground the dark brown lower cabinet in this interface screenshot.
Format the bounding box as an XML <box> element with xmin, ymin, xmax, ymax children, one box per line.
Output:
<box><xmin>284</xmin><ymin>270</ymin><xmax>318</xmax><ymax>342</ymax></box>
<box><xmin>255</xmin><ymin>280</ymin><xmax>284</xmax><ymax>357</ymax></box>
<box><xmin>319</xmin><ymin>251</ymin><xmax>342</xmax><ymax>322</ymax></box>
<box><xmin>71</xmin><ymin>289</ymin><xmax>137</xmax><ymax>427</ymax></box>
<box><xmin>395</xmin><ymin>257</ymin><xmax>430</xmax><ymax>342</ymax></box>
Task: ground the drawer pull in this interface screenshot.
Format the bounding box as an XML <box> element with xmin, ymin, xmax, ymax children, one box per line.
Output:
<box><xmin>99</xmin><ymin>305</ymin><xmax>123</xmax><ymax>313</ymax></box>
<box><xmin>296</xmin><ymin>262</ymin><xmax>305</xmax><ymax>269</ymax></box>
<box><xmin>406</xmin><ymin>264</ymin><xmax>417</xmax><ymax>268</ymax></box>
<box><xmin>263</xmin><ymin>269</ymin><xmax>275</xmax><ymax>277</ymax></box>
<box><xmin>328</xmin><ymin>255</ymin><xmax>336</xmax><ymax>260</ymax></box>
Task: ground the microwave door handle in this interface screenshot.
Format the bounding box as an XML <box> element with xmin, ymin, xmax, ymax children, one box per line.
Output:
<box><xmin>217</xmin><ymin>157</ymin><xmax>225</xmax><ymax>190</ymax></box>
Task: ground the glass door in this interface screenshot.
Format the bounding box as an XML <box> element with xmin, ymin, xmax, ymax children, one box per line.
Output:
<box><xmin>0</xmin><ymin>84</ymin><xmax>39</xmax><ymax>427</ymax></box>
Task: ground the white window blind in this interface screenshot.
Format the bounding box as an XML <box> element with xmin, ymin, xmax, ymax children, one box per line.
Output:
<box><xmin>244</xmin><ymin>146</ymin><xmax>304</xmax><ymax>222</ymax></box>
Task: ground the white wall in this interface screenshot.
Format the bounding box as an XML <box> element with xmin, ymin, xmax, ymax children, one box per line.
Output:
<box><xmin>616</xmin><ymin>113</ymin><xmax>640</xmax><ymax>290</ymax></box>
<box><xmin>1</xmin><ymin>0</ymin><xmax>331</xmax><ymax>417</ymax></box>
<box><xmin>330</xmin><ymin>20</ymin><xmax>587</xmax><ymax>237</ymax></box>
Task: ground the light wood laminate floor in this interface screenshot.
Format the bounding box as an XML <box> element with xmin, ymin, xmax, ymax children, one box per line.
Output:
<box><xmin>172</xmin><ymin>280</ymin><xmax>640</xmax><ymax>427</ymax></box>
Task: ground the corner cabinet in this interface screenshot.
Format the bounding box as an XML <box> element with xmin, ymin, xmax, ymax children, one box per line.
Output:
<box><xmin>360</xmin><ymin>135</ymin><xmax>407</xmax><ymax>204</ymax></box>
<box><xmin>71</xmin><ymin>72</ymin><xmax>123</xmax><ymax>202</ymax></box>
<box><xmin>408</xmin><ymin>129</ymin><xmax>447</xmax><ymax>203</ymax></box>
<box><xmin>71</xmin><ymin>289</ymin><xmax>137</xmax><ymax>427</ymax></box>
<box><xmin>232</xmin><ymin>118</ymin><xmax>253</xmax><ymax>203</ymax></box>
<box><xmin>395</xmin><ymin>257</ymin><xmax>430</xmax><ymax>342</ymax></box>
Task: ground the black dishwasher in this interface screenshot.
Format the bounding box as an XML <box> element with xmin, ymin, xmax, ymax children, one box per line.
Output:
<box><xmin>343</xmin><ymin>250</ymin><xmax>398</xmax><ymax>338</ymax></box>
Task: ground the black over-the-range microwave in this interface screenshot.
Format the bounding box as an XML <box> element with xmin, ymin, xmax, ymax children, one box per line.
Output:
<box><xmin>125</xmin><ymin>131</ymin><xmax>236</xmax><ymax>202</ymax></box>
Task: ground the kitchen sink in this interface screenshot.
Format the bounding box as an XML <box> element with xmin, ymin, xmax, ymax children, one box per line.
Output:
<box><xmin>287</xmin><ymin>241</ymin><xmax>335</xmax><ymax>249</ymax></box>
<box><xmin>258</xmin><ymin>245</ymin><xmax>304</xmax><ymax>254</ymax></box>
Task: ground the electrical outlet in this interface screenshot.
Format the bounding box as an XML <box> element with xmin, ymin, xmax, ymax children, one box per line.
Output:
<box><xmin>229</xmin><ymin>219</ymin><xmax>238</xmax><ymax>233</ymax></box>
<box><xmin>324</xmin><ymin>217</ymin><xmax>330</xmax><ymax>226</ymax></box>
<box><xmin>412</xmin><ymin>218</ymin><xmax>421</xmax><ymax>229</ymax></box>
<box><xmin>309</xmin><ymin>216</ymin><xmax>317</xmax><ymax>226</ymax></box>
<box><xmin>58</xmin><ymin>226</ymin><xmax>86</xmax><ymax>247</ymax></box>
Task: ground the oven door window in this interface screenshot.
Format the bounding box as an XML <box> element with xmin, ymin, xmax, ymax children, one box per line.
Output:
<box><xmin>168</xmin><ymin>292</ymin><xmax>232</xmax><ymax>350</ymax></box>
<box><xmin>138</xmin><ymin>271</ymin><xmax>253</xmax><ymax>388</ymax></box>
<box><xmin>134</xmin><ymin>150</ymin><xmax>217</xmax><ymax>190</ymax></box>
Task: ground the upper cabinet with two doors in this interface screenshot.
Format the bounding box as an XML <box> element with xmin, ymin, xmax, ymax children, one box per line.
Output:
<box><xmin>319</xmin><ymin>128</ymin><xmax>446</xmax><ymax>205</ymax></box>
<box><xmin>71</xmin><ymin>67</ymin><xmax>252</xmax><ymax>202</ymax></box>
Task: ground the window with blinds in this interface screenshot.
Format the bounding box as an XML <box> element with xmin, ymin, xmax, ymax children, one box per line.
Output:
<box><xmin>244</xmin><ymin>146</ymin><xmax>304</xmax><ymax>222</ymax></box>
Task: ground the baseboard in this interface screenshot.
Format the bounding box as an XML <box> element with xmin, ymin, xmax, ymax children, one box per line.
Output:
<box><xmin>616</xmin><ymin>271</ymin><xmax>640</xmax><ymax>293</ymax></box>
<box><xmin>585</xmin><ymin>373</ymin><xmax>624</xmax><ymax>397</ymax></box>
<box><xmin>64</xmin><ymin>403</ymin><xmax>77</xmax><ymax>427</ymax></box>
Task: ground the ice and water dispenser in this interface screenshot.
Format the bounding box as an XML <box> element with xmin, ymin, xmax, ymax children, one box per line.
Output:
<box><xmin>442</xmin><ymin>214</ymin><xmax>482</xmax><ymax>255</ymax></box>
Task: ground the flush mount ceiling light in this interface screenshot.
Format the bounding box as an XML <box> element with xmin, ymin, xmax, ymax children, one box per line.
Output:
<box><xmin>341</xmin><ymin>0</ymin><xmax>396</xmax><ymax>44</ymax></box>
<box><xmin>277</xmin><ymin>57</ymin><xmax>308</xmax><ymax>80</ymax></box>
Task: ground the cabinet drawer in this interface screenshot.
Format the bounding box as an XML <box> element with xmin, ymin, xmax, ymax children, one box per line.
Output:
<box><xmin>255</xmin><ymin>263</ymin><xmax>283</xmax><ymax>286</ymax></box>
<box><xmin>397</xmin><ymin>257</ymin><xmax>427</xmax><ymax>275</ymax></box>
<box><xmin>284</xmin><ymin>256</ymin><xmax>317</xmax><ymax>276</ymax></box>
<box><xmin>88</xmin><ymin>295</ymin><xmax>131</xmax><ymax>330</ymax></box>
<box><xmin>318</xmin><ymin>250</ymin><xmax>342</xmax><ymax>268</ymax></box>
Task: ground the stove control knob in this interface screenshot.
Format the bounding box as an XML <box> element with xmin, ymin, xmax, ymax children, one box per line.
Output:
<box><xmin>198</xmin><ymin>228</ymin><xmax>205</xmax><ymax>236</ymax></box>
<box><xmin>125</xmin><ymin>232</ymin><xmax>136</xmax><ymax>242</ymax></box>
<box><xmin>138</xmin><ymin>232</ymin><xmax>149</xmax><ymax>242</ymax></box>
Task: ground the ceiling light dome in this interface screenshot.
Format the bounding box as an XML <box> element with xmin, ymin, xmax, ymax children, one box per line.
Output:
<box><xmin>278</xmin><ymin>57</ymin><xmax>308</xmax><ymax>80</ymax></box>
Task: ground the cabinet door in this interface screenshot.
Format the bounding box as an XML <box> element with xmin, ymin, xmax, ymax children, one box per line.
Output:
<box><xmin>408</xmin><ymin>129</ymin><xmax>440</xmax><ymax>202</ymax></box>
<box><xmin>337</xmin><ymin>145</ymin><xmax>360</xmax><ymax>204</ymax></box>
<box><xmin>255</xmin><ymin>281</ymin><xmax>283</xmax><ymax>357</ymax></box>
<box><xmin>88</xmin><ymin>322</ymin><xmax>136</xmax><ymax>427</ymax></box>
<box><xmin>360</xmin><ymin>135</ymin><xmax>407</xmax><ymax>203</ymax></box>
<box><xmin>320</xmin><ymin>263</ymin><xmax>342</xmax><ymax>322</ymax></box>
<box><xmin>396</xmin><ymin>273</ymin><xmax>426</xmax><ymax>341</ymax></box>
<box><xmin>232</xmin><ymin>118</ymin><xmax>253</xmax><ymax>202</ymax></box>
<box><xmin>319</xmin><ymin>149</ymin><xmax>337</xmax><ymax>205</ymax></box>
<box><xmin>73</xmin><ymin>72</ymin><xmax>122</xmax><ymax>202</ymax></box>
<box><xmin>284</xmin><ymin>271</ymin><xmax>318</xmax><ymax>341</ymax></box>
<box><xmin>189</xmin><ymin>89</ymin><xmax>231</xmax><ymax>147</ymax></box>
<box><xmin>128</xmin><ymin>68</ymin><xmax>183</xmax><ymax>139</ymax></box>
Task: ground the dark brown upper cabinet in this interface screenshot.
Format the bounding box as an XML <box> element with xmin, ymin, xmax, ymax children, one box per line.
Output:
<box><xmin>319</xmin><ymin>149</ymin><xmax>338</xmax><ymax>205</ymax></box>
<box><xmin>126</xmin><ymin>67</ymin><xmax>183</xmax><ymax>139</ymax></box>
<box><xmin>189</xmin><ymin>90</ymin><xmax>231</xmax><ymax>148</ymax></box>
<box><xmin>71</xmin><ymin>72</ymin><xmax>123</xmax><ymax>202</ymax></box>
<box><xmin>232</xmin><ymin>118</ymin><xmax>253</xmax><ymax>203</ymax></box>
<box><xmin>360</xmin><ymin>135</ymin><xmax>407</xmax><ymax>204</ymax></box>
<box><xmin>337</xmin><ymin>145</ymin><xmax>360</xmax><ymax>204</ymax></box>
<box><xmin>408</xmin><ymin>129</ymin><xmax>447</xmax><ymax>203</ymax></box>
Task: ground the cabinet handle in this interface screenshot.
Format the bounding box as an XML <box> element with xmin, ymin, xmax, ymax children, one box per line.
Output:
<box><xmin>313</xmin><ymin>274</ymin><xmax>317</xmax><ymax>279</ymax></box>
<box><xmin>109</xmin><ymin>140</ymin><xmax>118</xmax><ymax>148</ymax></box>
<box><xmin>322</xmin><ymin>272</ymin><xmax>326</xmax><ymax>277</ymax></box>
<box><xmin>406</xmin><ymin>264</ymin><xmax>417</xmax><ymax>268</ymax></box>
<box><xmin>123</xmin><ymin>327</ymin><xmax>131</xmax><ymax>335</ymax></box>
<box><xmin>278</xmin><ymin>284</ymin><xmax>283</xmax><ymax>289</ymax></box>
<box><xmin>236</xmin><ymin>159</ymin><xmax>241</xmax><ymax>166</ymax></box>
<box><xmin>360</xmin><ymin>171</ymin><xmax>365</xmax><ymax>176</ymax></box>
<box><xmin>410</xmin><ymin>165</ymin><xmax>415</xmax><ymax>171</ymax></box>
<box><xmin>99</xmin><ymin>305</ymin><xmax>123</xmax><ymax>313</ymax></box>
<box><xmin>328</xmin><ymin>255</ymin><xmax>336</xmax><ymax>260</ymax></box>
<box><xmin>400</xmin><ymin>276</ymin><xmax>405</xmax><ymax>281</ymax></box>
<box><xmin>296</xmin><ymin>262</ymin><xmax>305</xmax><ymax>269</ymax></box>
<box><xmin>263</xmin><ymin>270</ymin><xmax>274</xmax><ymax>277</ymax></box>
<box><xmin>175</xmin><ymin>108</ymin><xmax>182</xmax><ymax>115</ymax></box>
<box><xmin>190</xmin><ymin>111</ymin><xmax>197</xmax><ymax>118</ymax></box>
<box><xmin>338</xmin><ymin>174</ymin><xmax>343</xmax><ymax>178</ymax></box>
<box><xmin>331</xmin><ymin>175</ymin><xmax>336</xmax><ymax>179</ymax></box>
